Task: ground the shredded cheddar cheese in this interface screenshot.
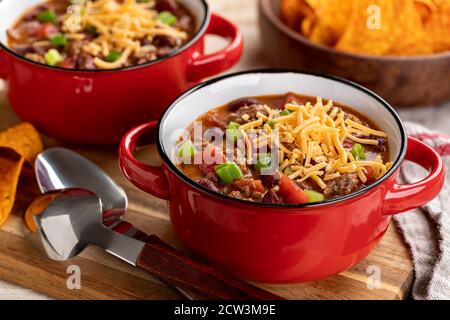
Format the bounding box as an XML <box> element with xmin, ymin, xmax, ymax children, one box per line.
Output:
<box><xmin>61</xmin><ymin>0</ymin><xmax>188</xmax><ymax>69</ymax></box>
<box><xmin>237</xmin><ymin>97</ymin><xmax>392</xmax><ymax>187</ymax></box>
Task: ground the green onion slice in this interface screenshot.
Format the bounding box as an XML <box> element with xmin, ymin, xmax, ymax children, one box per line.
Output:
<box><xmin>226</xmin><ymin>122</ymin><xmax>241</xmax><ymax>141</ymax></box>
<box><xmin>351</xmin><ymin>143</ymin><xmax>366</xmax><ymax>160</ymax></box>
<box><xmin>304</xmin><ymin>190</ymin><xmax>325</xmax><ymax>203</ymax></box>
<box><xmin>283</xmin><ymin>166</ymin><xmax>295</xmax><ymax>176</ymax></box>
<box><xmin>44</xmin><ymin>49</ymin><xmax>63</xmax><ymax>66</ymax></box>
<box><xmin>254</xmin><ymin>153</ymin><xmax>271</xmax><ymax>171</ymax></box>
<box><xmin>279</xmin><ymin>108</ymin><xmax>292</xmax><ymax>116</ymax></box>
<box><xmin>215</xmin><ymin>163</ymin><xmax>243</xmax><ymax>184</ymax></box>
<box><xmin>85</xmin><ymin>25</ymin><xmax>98</xmax><ymax>35</ymax></box>
<box><xmin>178</xmin><ymin>140</ymin><xmax>197</xmax><ymax>158</ymax></box>
<box><xmin>50</xmin><ymin>34</ymin><xmax>68</xmax><ymax>47</ymax></box>
<box><xmin>37</xmin><ymin>10</ymin><xmax>56</xmax><ymax>23</ymax></box>
<box><xmin>105</xmin><ymin>51</ymin><xmax>122</xmax><ymax>62</ymax></box>
<box><xmin>158</xmin><ymin>11</ymin><xmax>178</xmax><ymax>26</ymax></box>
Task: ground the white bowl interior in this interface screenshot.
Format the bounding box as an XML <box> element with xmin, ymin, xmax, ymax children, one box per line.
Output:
<box><xmin>0</xmin><ymin>0</ymin><xmax>207</xmax><ymax>46</ymax></box>
<box><xmin>161</xmin><ymin>72</ymin><xmax>403</xmax><ymax>163</ymax></box>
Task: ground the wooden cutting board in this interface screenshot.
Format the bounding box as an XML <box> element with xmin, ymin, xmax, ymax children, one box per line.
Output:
<box><xmin>0</xmin><ymin>0</ymin><xmax>414</xmax><ymax>300</ymax></box>
<box><xmin>0</xmin><ymin>96</ymin><xmax>414</xmax><ymax>300</ymax></box>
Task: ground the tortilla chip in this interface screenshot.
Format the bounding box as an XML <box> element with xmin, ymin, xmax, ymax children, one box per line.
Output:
<box><xmin>0</xmin><ymin>123</ymin><xmax>44</xmax><ymax>164</ymax></box>
<box><xmin>280</xmin><ymin>0</ymin><xmax>450</xmax><ymax>56</ymax></box>
<box><xmin>281</xmin><ymin>0</ymin><xmax>317</xmax><ymax>34</ymax></box>
<box><xmin>280</xmin><ymin>0</ymin><xmax>306</xmax><ymax>30</ymax></box>
<box><xmin>0</xmin><ymin>123</ymin><xmax>43</xmax><ymax>227</ymax></box>
<box><xmin>0</xmin><ymin>156</ymin><xmax>25</xmax><ymax>226</ymax></box>
<box><xmin>414</xmin><ymin>0</ymin><xmax>438</xmax><ymax>23</ymax></box>
<box><xmin>424</xmin><ymin>0</ymin><xmax>450</xmax><ymax>53</ymax></box>
<box><xmin>389</xmin><ymin>0</ymin><xmax>433</xmax><ymax>55</ymax></box>
<box><xmin>307</xmin><ymin>0</ymin><xmax>354</xmax><ymax>46</ymax></box>
<box><xmin>335</xmin><ymin>0</ymin><xmax>397</xmax><ymax>55</ymax></box>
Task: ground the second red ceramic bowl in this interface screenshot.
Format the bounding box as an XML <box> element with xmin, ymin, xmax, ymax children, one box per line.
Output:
<box><xmin>119</xmin><ymin>70</ymin><xmax>444</xmax><ymax>283</ymax></box>
<box><xmin>0</xmin><ymin>0</ymin><xmax>243</xmax><ymax>144</ymax></box>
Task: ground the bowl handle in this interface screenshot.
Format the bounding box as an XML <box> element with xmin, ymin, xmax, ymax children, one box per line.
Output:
<box><xmin>187</xmin><ymin>13</ymin><xmax>243</xmax><ymax>82</ymax></box>
<box><xmin>383</xmin><ymin>137</ymin><xmax>445</xmax><ymax>215</ymax></box>
<box><xmin>0</xmin><ymin>48</ymin><xmax>7</xmax><ymax>80</ymax></box>
<box><xmin>119</xmin><ymin>121</ymin><xmax>170</xmax><ymax>200</ymax></box>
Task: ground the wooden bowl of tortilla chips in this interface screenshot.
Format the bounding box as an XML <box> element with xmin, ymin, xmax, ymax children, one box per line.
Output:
<box><xmin>258</xmin><ymin>0</ymin><xmax>450</xmax><ymax>106</ymax></box>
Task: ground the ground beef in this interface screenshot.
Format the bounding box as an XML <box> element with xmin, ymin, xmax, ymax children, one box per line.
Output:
<box><xmin>228</xmin><ymin>104</ymin><xmax>268</xmax><ymax>125</ymax></box>
<box><xmin>296</xmin><ymin>179</ymin><xmax>313</xmax><ymax>191</ymax></box>
<box><xmin>324</xmin><ymin>173</ymin><xmax>362</xmax><ymax>198</ymax></box>
<box><xmin>237</xmin><ymin>162</ymin><xmax>251</xmax><ymax>176</ymax></box>
<box><xmin>154</xmin><ymin>36</ymin><xmax>182</xmax><ymax>58</ymax></box>
<box><xmin>198</xmin><ymin>160</ymin><xmax>220</xmax><ymax>182</ymax></box>
<box><xmin>227</xmin><ymin>190</ymin><xmax>246</xmax><ymax>200</ymax></box>
<box><xmin>67</xmin><ymin>40</ymin><xmax>86</xmax><ymax>57</ymax></box>
<box><xmin>201</xmin><ymin>110</ymin><xmax>227</xmax><ymax>128</ymax></box>
<box><xmin>231</xmin><ymin>179</ymin><xmax>266</xmax><ymax>199</ymax></box>
<box><xmin>21</xmin><ymin>21</ymin><xmax>41</xmax><ymax>37</ymax></box>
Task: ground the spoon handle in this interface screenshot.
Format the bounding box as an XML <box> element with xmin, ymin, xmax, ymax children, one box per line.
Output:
<box><xmin>135</xmin><ymin>235</ymin><xmax>282</xmax><ymax>300</ymax></box>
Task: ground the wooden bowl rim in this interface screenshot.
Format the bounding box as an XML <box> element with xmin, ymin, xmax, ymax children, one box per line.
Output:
<box><xmin>259</xmin><ymin>0</ymin><xmax>450</xmax><ymax>62</ymax></box>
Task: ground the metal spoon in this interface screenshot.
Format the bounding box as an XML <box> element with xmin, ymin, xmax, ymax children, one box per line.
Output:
<box><xmin>33</xmin><ymin>147</ymin><xmax>192</xmax><ymax>297</ymax></box>
<box><xmin>35</xmin><ymin>148</ymin><xmax>130</xmax><ymax>229</ymax></box>
<box><xmin>25</xmin><ymin>189</ymin><xmax>281</xmax><ymax>300</ymax></box>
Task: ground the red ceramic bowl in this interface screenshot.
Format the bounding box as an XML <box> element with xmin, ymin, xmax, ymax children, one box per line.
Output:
<box><xmin>0</xmin><ymin>0</ymin><xmax>243</xmax><ymax>144</ymax></box>
<box><xmin>119</xmin><ymin>70</ymin><xmax>445</xmax><ymax>283</ymax></box>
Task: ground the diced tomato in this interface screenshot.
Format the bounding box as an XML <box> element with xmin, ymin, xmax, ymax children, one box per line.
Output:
<box><xmin>58</xmin><ymin>58</ymin><xmax>75</xmax><ymax>69</ymax></box>
<box><xmin>36</xmin><ymin>22</ymin><xmax>58</xmax><ymax>39</ymax></box>
<box><xmin>363</xmin><ymin>166</ymin><xmax>376</xmax><ymax>184</ymax></box>
<box><xmin>279</xmin><ymin>175</ymin><xmax>309</xmax><ymax>204</ymax></box>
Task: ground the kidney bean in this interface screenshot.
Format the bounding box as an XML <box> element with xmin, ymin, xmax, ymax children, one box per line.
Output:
<box><xmin>76</xmin><ymin>53</ymin><xmax>96</xmax><ymax>70</ymax></box>
<box><xmin>370</xmin><ymin>137</ymin><xmax>387</xmax><ymax>153</ymax></box>
<box><xmin>155</xmin><ymin>0</ymin><xmax>179</xmax><ymax>13</ymax></box>
<box><xmin>283</xmin><ymin>92</ymin><xmax>307</xmax><ymax>106</ymax></box>
<box><xmin>228</xmin><ymin>98</ymin><xmax>260</xmax><ymax>111</ymax></box>
<box><xmin>196</xmin><ymin>178</ymin><xmax>220</xmax><ymax>193</ymax></box>
<box><xmin>342</xmin><ymin>138</ymin><xmax>354</xmax><ymax>149</ymax></box>
<box><xmin>261</xmin><ymin>171</ymin><xmax>281</xmax><ymax>188</ymax></box>
<box><xmin>262</xmin><ymin>191</ymin><xmax>282</xmax><ymax>204</ymax></box>
<box><xmin>153</xmin><ymin>35</ymin><xmax>178</xmax><ymax>47</ymax></box>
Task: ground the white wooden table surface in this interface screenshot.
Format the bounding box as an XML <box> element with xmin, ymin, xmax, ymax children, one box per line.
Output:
<box><xmin>1</xmin><ymin>0</ymin><xmax>449</xmax><ymax>300</ymax></box>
